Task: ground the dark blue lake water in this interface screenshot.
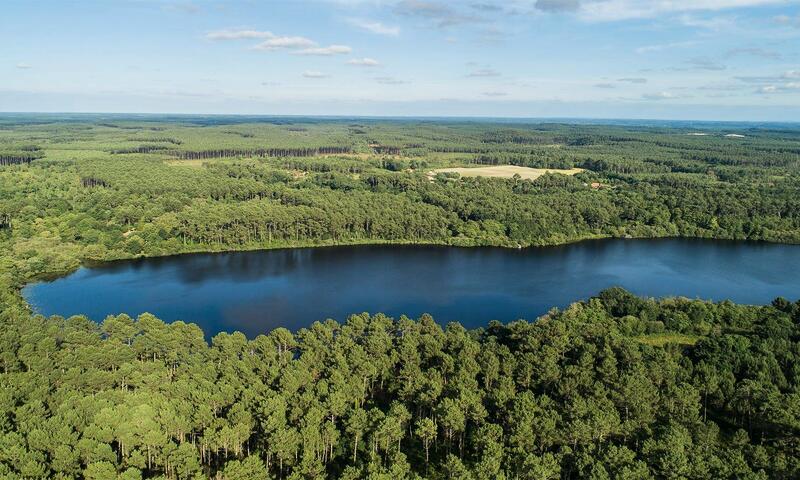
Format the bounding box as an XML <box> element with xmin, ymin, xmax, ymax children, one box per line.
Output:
<box><xmin>22</xmin><ymin>239</ymin><xmax>800</xmax><ymax>338</ymax></box>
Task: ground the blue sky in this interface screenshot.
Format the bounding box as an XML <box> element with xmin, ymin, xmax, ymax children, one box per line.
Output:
<box><xmin>2</xmin><ymin>0</ymin><xmax>799</xmax><ymax>120</ymax></box>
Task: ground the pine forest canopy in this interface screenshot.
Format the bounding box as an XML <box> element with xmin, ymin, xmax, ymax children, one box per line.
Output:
<box><xmin>0</xmin><ymin>114</ymin><xmax>799</xmax><ymax>479</ymax></box>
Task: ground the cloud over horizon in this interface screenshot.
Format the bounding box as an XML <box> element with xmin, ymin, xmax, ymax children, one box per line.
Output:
<box><xmin>532</xmin><ymin>0</ymin><xmax>794</xmax><ymax>22</ymax></box>
<box><xmin>207</xmin><ymin>29</ymin><xmax>351</xmax><ymax>55</ymax></box>
<box><xmin>303</xmin><ymin>70</ymin><xmax>330</xmax><ymax>79</ymax></box>
<box><xmin>466</xmin><ymin>68</ymin><xmax>501</xmax><ymax>77</ymax></box>
<box><xmin>347</xmin><ymin>57</ymin><xmax>381</xmax><ymax>66</ymax></box>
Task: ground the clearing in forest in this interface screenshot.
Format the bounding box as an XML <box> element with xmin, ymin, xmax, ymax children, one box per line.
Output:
<box><xmin>634</xmin><ymin>333</ymin><xmax>701</xmax><ymax>347</ymax></box>
<box><xmin>164</xmin><ymin>159</ymin><xmax>206</xmax><ymax>167</ymax></box>
<box><xmin>429</xmin><ymin>165</ymin><xmax>583</xmax><ymax>180</ymax></box>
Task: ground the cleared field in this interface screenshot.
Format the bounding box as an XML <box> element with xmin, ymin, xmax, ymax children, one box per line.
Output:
<box><xmin>164</xmin><ymin>159</ymin><xmax>206</xmax><ymax>167</ymax></box>
<box><xmin>429</xmin><ymin>165</ymin><xmax>583</xmax><ymax>180</ymax></box>
<box><xmin>635</xmin><ymin>333</ymin><xmax>701</xmax><ymax>347</ymax></box>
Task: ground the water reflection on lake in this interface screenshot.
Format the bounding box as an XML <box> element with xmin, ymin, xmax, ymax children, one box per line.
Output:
<box><xmin>23</xmin><ymin>239</ymin><xmax>800</xmax><ymax>338</ymax></box>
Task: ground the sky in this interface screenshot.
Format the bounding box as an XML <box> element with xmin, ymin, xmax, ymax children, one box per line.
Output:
<box><xmin>2</xmin><ymin>0</ymin><xmax>800</xmax><ymax>120</ymax></box>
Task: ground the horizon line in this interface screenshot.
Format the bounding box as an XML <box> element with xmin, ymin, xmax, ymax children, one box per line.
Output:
<box><xmin>1</xmin><ymin>111</ymin><xmax>799</xmax><ymax>125</ymax></box>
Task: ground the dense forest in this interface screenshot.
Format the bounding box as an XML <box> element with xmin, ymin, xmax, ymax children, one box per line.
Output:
<box><xmin>2</xmin><ymin>116</ymin><xmax>800</xmax><ymax>285</ymax></box>
<box><xmin>1</xmin><ymin>287</ymin><xmax>799</xmax><ymax>479</ymax></box>
<box><xmin>1</xmin><ymin>115</ymin><xmax>800</xmax><ymax>478</ymax></box>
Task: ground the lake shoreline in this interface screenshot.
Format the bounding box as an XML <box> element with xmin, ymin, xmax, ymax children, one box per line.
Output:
<box><xmin>23</xmin><ymin>238</ymin><xmax>800</xmax><ymax>337</ymax></box>
<box><xmin>24</xmin><ymin>231</ymin><xmax>799</xmax><ymax>285</ymax></box>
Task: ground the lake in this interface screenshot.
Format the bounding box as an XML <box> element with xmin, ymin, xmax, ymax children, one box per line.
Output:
<box><xmin>22</xmin><ymin>239</ymin><xmax>800</xmax><ymax>338</ymax></box>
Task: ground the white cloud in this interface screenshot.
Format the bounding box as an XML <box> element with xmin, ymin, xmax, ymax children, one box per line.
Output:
<box><xmin>206</xmin><ymin>29</ymin><xmax>276</xmax><ymax>41</ymax></box>
<box><xmin>466</xmin><ymin>68</ymin><xmax>500</xmax><ymax>77</ymax></box>
<box><xmin>16</xmin><ymin>63</ymin><xmax>32</xmax><ymax>69</ymax></box>
<box><xmin>618</xmin><ymin>77</ymin><xmax>647</xmax><ymax>84</ymax></box>
<box><xmin>774</xmin><ymin>14</ymin><xmax>800</xmax><ymax>27</ymax></box>
<box><xmin>642</xmin><ymin>91</ymin><xmax>677</xmax><ymax>100</ymax></box>
<box><xmin>574</xmin><ymin>0</ymin><xmax>789</xmax><ymax>22</ymax></box>
<box><xmin>347</xmin><ymin>18</ymin><xmax>400</xmax><ymax>36</ymax></box>
<box><xmin>347</xmin><ymin>57</ymin><xmax>381</xmax><ymax>66</ymax></box>
<box><xmin>294</xmin><ymin>45</ymin><xmax>352</xmax><ymax>55</ymax></box>
<box><xmin>375</xmin><ymin>76</ymin><xmax>409</xmax><ymax>84</ymax></box>
<box><xmin>253</xmin><ymin>36</ymin><xmax>317</xmax><ymax>51</ymax></box>
<box><xmin>482</xmin><ymin>91</ymin><xmax>508</xmax><ymax>97</ymax></box>
<box><xmin>208</xmin><ymin>29</ymin><xmax>349</xmax><ymax>56</ymax></box>
<box><xmin>735</xmin><ymin>69</ymin><xmax>800</xmax><ymax>95</ymax></box>
<box><xmin>303</xmin><ymin>71</ymin><xmax>330</xmax><ymax>78</ymax></box>
<box><xmin>758</xmin><ymin>82</ymin><xmax>800</xmax><ymax>93</ymax></box>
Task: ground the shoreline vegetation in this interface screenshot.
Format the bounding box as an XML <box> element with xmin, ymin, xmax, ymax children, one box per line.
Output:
<box><xmin>1</xmin><ymin>116</ymin><xmax>800</xmax><ymax>478</ymax></box>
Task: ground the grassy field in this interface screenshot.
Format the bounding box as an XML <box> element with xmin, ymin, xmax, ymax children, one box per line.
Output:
<box><xmin>429</xmin><ymin>165</ymin><xmax>584</xmax><ymax>180</ymax></box>
<box><xmin>164</xmin><ymin>159</ymin><xmax>206</xmax><ymax>167</ymax></box>
<box><xmin>634</xmin><ymin>333</ymin><xmax>702</xmax><ymax>347</ymax></box>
